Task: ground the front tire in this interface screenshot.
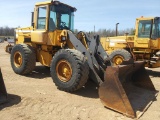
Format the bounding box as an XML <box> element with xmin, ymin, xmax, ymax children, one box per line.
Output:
<box><xmin>110</xmin><ymin>49</ymin><xmax>131</xmax><ymax>65</ymax></box>
<box><xmin>50</xmin><ymin>49</ymin><xmax>89</xmax><ymax>92</ymax></box>
<box><xmin>10</xmin><ymin>44</ymin><xmax>36</xmax><ymax>75</ymax></box>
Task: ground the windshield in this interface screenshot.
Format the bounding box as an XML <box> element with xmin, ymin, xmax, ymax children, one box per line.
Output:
<box><xmin>49</xmin><ymin>4</ymin><xmax>74</xmax><ymax>31</ymax></box>
<box><xmin>151</xmin><ymin>18</ymin><xmax>160</xmax><ymax>39</ymax></box>
<box><xmin>138</xmin><ymin>20</ymin><xmax>152</xmax><ymax>38</ymax></box>
<box><xmin>37</xmin><ymin>6</ymin><xmax>47</xmax><ymax>29</ymax></box>
<box><xmin>157</xmin><ymin>18</ymin><xmax>160</xmax><ymax>37</ymax></box>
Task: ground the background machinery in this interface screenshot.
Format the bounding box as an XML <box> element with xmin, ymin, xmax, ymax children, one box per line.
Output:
<box><xmin>8</xmin><ymin>1</ymin><xmax>158</xmax><ymax>118</ymax></box>
<box><xmin>101</xmin><ymin>17</ymin><xmax>160</xmax><ymax>67</ymax></box>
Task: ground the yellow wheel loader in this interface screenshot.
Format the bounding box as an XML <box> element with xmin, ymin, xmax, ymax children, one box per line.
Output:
<box><xmin>0</xmin><ymin>68</ymin><xmax>8</xmax><ymax>104</ymax></box>
<box><xmin>9</xmin><ymin>1</ymin><xmax>158</xmax><ymax>118</ymax></box>
<box><xmin>101</xmin><ymin>17</ymin><xmax>160</xmax><ymax>67</ymax></box>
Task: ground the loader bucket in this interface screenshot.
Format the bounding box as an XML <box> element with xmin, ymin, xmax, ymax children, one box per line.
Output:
<box><xmin>0</xmin><ymin>68</ymin><xmax>8</xmax><ymax>104</ymax></box>
<box><xmin>99</xmin><ymin>61</ymin><xmax>158</xmax><ymax>118</ymax></box>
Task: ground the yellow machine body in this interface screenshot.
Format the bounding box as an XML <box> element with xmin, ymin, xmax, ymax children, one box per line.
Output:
<box><xmin>15</xmin><ymin>27</ymin><xmax>64</xmax><ymax>66</ymax></box>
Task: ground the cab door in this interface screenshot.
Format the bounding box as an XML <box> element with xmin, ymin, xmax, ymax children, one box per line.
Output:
<box><xmin>31</xmin><ymin>5</ymin><xmax>48</xmax><ymax>44</ymax></box>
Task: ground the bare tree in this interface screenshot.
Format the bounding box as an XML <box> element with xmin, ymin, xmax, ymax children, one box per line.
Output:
<box><xmin>0</xmin><ymin>26</ymin><xmax>15</xmax><ymax>36</ymax></box>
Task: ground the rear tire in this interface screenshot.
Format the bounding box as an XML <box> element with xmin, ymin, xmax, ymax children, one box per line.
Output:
<box><xmin>50</xmin><ymin>49</ymin><xmax>89</xmax><ymax>92</ymax></box>
<box><xmin>110</xmin><ymin>49</ymin><xmax>131</xmax><ymax>65</ymax></box>
<box><xmin>10</xmin><ymin>44</ymin><xmax>36</xmax><ymax>75</ymax></box>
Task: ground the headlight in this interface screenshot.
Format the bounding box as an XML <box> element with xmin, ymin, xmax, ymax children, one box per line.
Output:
<box><xmin>61</xmin><ymin>36</ymin><xmax>66</xmax><ymax>41</ymax></box>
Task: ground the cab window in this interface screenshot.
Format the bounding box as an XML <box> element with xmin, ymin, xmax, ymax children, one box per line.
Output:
<box><xmin>138</xmin><ymin>20</ymin><xmax>152</xmax><ymax>38</ymax></box>
<box><xmin>37</xmin><ymin>6</ymin><xmax>47</xmax><ymax>29</ymax></box>
<box><xmin>49</xmin><ymin>4</ymin><xmax>74</xmax><ymax>31</ymax></box>
<box><xmin>158</xmin><ymin>21</ymin><xmax>160</xmax><ymax>37</ymax></box>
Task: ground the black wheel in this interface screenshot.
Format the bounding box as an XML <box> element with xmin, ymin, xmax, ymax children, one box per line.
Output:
<box><xmin>109</xmin><ymin>49</ymin><xmax>131</xmax><ymax>65</ymax></box>
<box><xmin>10</xmin><ymin>44</ymin><xmax>36</xmax><ymax>75</ymax></box>
<box><xmin>50</xmin><ymin>49</ymin><xmax>89</xmax><ymax>92</ymax></box>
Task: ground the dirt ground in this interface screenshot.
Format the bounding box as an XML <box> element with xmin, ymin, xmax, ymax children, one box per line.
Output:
<box><xmin>0</xmin><ymin>42</ymin><xmax>160</xmax><ymax>120</ymax></box>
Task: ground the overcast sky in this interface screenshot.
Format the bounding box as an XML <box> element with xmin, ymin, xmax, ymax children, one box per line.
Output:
<box><xmin>0</xmin><ymin>0</ymin><xmax>160</xmax><ymax>31</ymax></box>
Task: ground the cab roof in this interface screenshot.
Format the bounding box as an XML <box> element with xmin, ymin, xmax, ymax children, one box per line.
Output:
<box><xmin>35</xmin><ymin>0</ymin><xmax>76</xmax><ymax>10</ymax></box>
<box><xmin>136</xmin><ymin>16</ymin><xmax>160</xmax><ymax>20</ymax></box>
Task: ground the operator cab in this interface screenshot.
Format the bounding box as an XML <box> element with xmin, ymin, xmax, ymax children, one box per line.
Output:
<box><xmin>137</xmin><ymin>17</ymin><xmax>160</xmax><ymax>39</ymax></box>
<box><xmin>34</xmin><ymin>0</ymin><xmax>76</xmax><ymax>31</ymax></box>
